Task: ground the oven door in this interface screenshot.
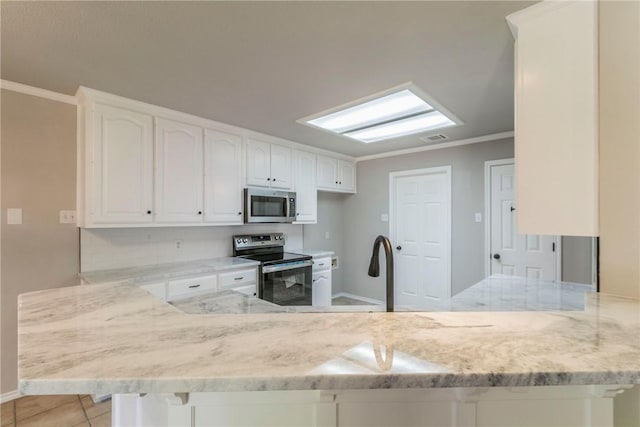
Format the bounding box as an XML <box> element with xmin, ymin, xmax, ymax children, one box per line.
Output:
<box><xmin>261</xmin><ymin>260</ymin><xmax>313</xmax><ymax>306</ymax></box>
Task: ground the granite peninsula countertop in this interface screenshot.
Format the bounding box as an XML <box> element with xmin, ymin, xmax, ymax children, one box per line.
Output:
<box><xmin>18</xmin><ymin>282</ymin><xmax>640</xmax><ymax>395</ymax></box>
<box><xmin>79</xmin><ymin>257</ymin><xmax>260</xmax><ymax>285</ymax></box>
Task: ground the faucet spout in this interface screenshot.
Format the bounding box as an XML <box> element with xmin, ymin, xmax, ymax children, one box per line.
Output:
<box><xmin>368</xmin><ymin>235</ymin><xmax>394</xmax><ymax>312</ymax></box>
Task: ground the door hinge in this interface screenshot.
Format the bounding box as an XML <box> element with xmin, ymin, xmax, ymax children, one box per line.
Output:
<box><xmin>552</xmin><ymin>242</ymin><xmax>556</xmax><ymax>252</ymax></box>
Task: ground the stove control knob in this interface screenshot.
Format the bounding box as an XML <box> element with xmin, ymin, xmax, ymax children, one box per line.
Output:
<box><xmin>243</xmin><ymin>238</ymin><xmax>248</xmax><ymax>243</ymax></box>
<box><xmin>236</xmin><ymin>239</ymin><xmax>241</xmax><ymax>244</ymax></box>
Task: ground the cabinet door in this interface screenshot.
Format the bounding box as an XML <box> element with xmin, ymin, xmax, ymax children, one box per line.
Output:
<box><xmin>246</xmin><ymin>138</ymin><xmax>271</xmax><ymax>187</ymax></box>
<box><xmin>508</xmin><ymin>1</ymin><xmax>598</xmax><ymax>236</ymax></box>
<box><xmin>154</xmin><ymin>118</ymin><xmax>204</xmax><ymax>223</ymax></box>
<box><xmin>204</xmin><ymin>129</ymin><xmax>244</xmax><ymax>224</ymax></box>
<box><xmin>270</xmin><ymin>144</ymin><xmax>293</xmax><ymax>190</ymax></box>
<box><xmin>312</xmin><ymin>274</ymin><xmax>332</xmax><ymax>306</ymax></box>
<box><xmin>338</xmin><ymin>160</ymin><xmax>356</xmax><ymax>192</ymax></box>
<box><xmin>317</xmin><ymin>155</ymin><xmax>338</xmax><ymax>190</ymax></box>
<box><xmin>91</xmin><ymin>104</ymin><xmax>154</xmax><ymax>224</ymax></box>
<box><xmin>293</xmin><ymin>150</ymin><xmax>317</xmax><ymax>223</ymax></box>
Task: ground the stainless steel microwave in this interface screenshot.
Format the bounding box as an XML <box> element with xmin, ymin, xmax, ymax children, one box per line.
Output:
<box><xmin>244</xmin><ymin>188</ymin><xmax>296</xmax><ymax>223</ymax></box>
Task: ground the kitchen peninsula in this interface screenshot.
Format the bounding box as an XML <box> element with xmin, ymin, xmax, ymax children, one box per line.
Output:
<box><xmin>18</xmin><ymin>283</ymin><xmax>640</xmax><ymax>427</ymax></box>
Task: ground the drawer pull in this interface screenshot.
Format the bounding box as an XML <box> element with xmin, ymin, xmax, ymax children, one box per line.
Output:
<box><xmin>234</xmin><ymin>277</ymin><xmax>244</xmax><ymax>281</ymax></box>
<box><xmin>319</xmin><ymin>264</ymin><xmax>325</xmax><ymax>267</ymax></box>
<box><xmin>188</xmin><ymin>284</ymin><xmax>201</xmax><ymax>289</ymax></box>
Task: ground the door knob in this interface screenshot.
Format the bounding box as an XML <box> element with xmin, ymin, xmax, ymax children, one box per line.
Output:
<box><xmin>396</xmin><ymin>246</ymin><xmax>402</xmax><ymax>250</ymax></box>
<box><xmin>493</xmin><ymin>253</ymin><xmax>501</xmax><ymax>260</ymax></box>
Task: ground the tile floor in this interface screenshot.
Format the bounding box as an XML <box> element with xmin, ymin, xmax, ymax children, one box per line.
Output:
<box><xmin>332</xmin><ymin>295</ymin><xmax>376</xmax><ymax>306</ymax></box>
<box><xmin>1</xmin><ymin>395</ymin><xmax>111</xmax><ymax>427</ymax></box>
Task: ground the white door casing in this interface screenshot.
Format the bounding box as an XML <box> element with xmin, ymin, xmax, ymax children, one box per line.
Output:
<box><xmin>154</xmin><ymin>118</ymin><xmax>204</xmax><ymax>223</ymax></box>
<box><xmin>91</xmin><ymin>103</ymin><xmax>154</xmax><ymax>224</ymax></box>
<box><xmin>485</xmin><ymin>160</ymin><xmax>558</xmax><ymax>280</ymax></box>
<box><xmin>203</xmin><ymin>128</ymin><xmax>244</xmax><ymax>224</ymax></box>
<box><xmin>390</xmin><ymin>167</ymin><xmax>452</xmax><ymax>307</ymax></box>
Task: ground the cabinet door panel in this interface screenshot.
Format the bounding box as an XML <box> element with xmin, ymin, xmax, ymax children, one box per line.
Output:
<box><xmin>293</xmin><ymin>150</ymin><xmax>317</xmax><ymax>223</ymax></box>
<box><xmin>92</xmin><ymin>104</ymin><xmax>153</xmax><ymax>224</ymax></box>
<box><xmin>246</xmin><ymin>139</ymin><xmax>271</xmax><ymax>187</ymax></box>
<box><xmin>155</xmin><ymin>118</ymin><xmax>204</xmax><ymax>223</ymax></box>
<box><xmin>317</xmin><ymin>156</ymin><xmax>338</xmax><ymax>190</ymax></box>
<box><xmin>270</xmin><ymin>144</ymin><xmax>293</xmax><ymax>190</ymax></box>
<box><xmin>204</xmin><ymin>129</ymin><xmax>244</xmax><ymax>224</ymax></box>
<box><xmin>338</xmin><ymin>160</ymin><xmax>356</xmax><ymax>192</ymax></box>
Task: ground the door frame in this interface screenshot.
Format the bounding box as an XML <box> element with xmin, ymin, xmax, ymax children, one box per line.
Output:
<box><xmin>389</xmin><ymin>166</ymin><xmax>452</xmax><ymax>300</ymax></box>
<box><xmin>484</xmin><ymin>159</ymin><xmax>562</xmax><ymax>281</ymax></box>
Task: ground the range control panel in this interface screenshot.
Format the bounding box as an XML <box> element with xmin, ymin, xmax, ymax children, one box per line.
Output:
<box><xmin>233</xmin><ymin>233</ymin><xmax>285</xmax><ymax>250</ymax></box>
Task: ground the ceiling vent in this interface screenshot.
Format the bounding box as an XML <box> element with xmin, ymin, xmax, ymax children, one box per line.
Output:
<box><xmin>421</xmin><ymin>133</ymin><xmax>448</xmax><ymax>142</ymax></box>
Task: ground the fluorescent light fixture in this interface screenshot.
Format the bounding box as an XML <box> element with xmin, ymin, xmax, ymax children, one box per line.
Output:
<box><xmin>300</xmin><ymin>84</ymin><xmax>461</xmax><ymax>143</ymax></box>
<box><xmin>344</xmin><ymin>111</ymin><xmax>455</xmax><ymax>143</ymax></box>
<box><xmin>308</xmin><ymin>90</ymin><xmax>431</xmax><ymax>133</ymax></box>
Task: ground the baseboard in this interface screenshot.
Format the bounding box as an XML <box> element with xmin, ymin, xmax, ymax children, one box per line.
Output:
<box><xmin>0</xmin><ymin>389</ymin><xmax>20</xmax><ymax>403</ymax></box>
<box><xmin>332</xmin><ymin>292</ymin><xmax>383</xmax><ymax>305</ymax></box>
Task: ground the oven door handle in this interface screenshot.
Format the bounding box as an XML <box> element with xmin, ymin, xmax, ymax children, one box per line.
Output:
<box><xmin>262</xmin><ymin>260</ymin><xmax>313</xmax><ymax>274</ymax></box>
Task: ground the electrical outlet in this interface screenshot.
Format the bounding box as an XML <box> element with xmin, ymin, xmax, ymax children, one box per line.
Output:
<box><xmin>7</xmin><ymin>208</ymin><xmax>22</xmax><ymax>225</ymax></box>
<box><xmin>59</xmin><ymin>210</ymin><xmax>76</xmax><ymax>224</ymax></box>
<box><xmin>474</xmin><ymin>212</ymin><xmax>482</xmax><ymax>223</ymax></box>
<box><xmin>381</xmin><ymin>213</ymin><xmax>389</xmax><ymax>222</ymax></box>
<box><xmin>175</xmin><ymin>239</ymin><xmax>183</xmax><ymax>249</ymax></box>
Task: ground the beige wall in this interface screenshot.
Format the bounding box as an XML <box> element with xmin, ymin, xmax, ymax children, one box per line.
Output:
<box><xmin>599</xmin><ymin>0</ymin><xmax>640</xmax><ymax>300</ymax></box>
<box><xmin>0</xmin><ymin>89</ymin><xmax>79</xmax><ymax>394</ymax></box>
<box><xmin>598</xmin><ymin>1</ymin><xmax>640</xmax><ymax>424</ymax></box>
<box><xmin>303</xmin><ymin>192</ymin><xmax>350</xmax><ymax>294</ymax></box>
<box><xmin>341</xmin><ymin>138</ymin><xmax>515</xmax><ymax>301</ymax></box>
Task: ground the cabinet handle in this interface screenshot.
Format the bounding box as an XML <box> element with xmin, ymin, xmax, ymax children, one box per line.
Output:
<box><xmin>273</xmin><ymin>178</ymin><xmax>276</xmax><ymax>182</ymax></box>
<box><xmin>335</xmin><ymin>181</ymin><xmax>338</xmax><ymax>184</ymax></box>
<box><xmin>234</xmin><ymin>277</ymin><xmax>244</xmax><ymax>281</ymax></box>
<box><xmin>188</xmin><ymin>284</ymin><xmax>201</xmax><ymax>289</ymax></box>
<box><xmin>238</xmin><ymin>212</ymin><xmax>242</xmax><ymax>215</ymax></box>
<box><xmin>147</xmin><ymin>210</ymin><xmax>152</xmax><ymax>215</ymax></box>
<box><xmin>198</xmin><ymin>211</ymin><xmax>202</xmax><ymax>215</ymax></box>
<box><xmin>319</xmin><ymin>263</ymin><xmax>325</xmax><ymax>267</ymax></box>
<box><xmin>267</xmin><ymin>177</ymin><xmax>271</xmax><ymax>181</ymax></box>
<box><xmin>339</xmin><ymin>181</ymin><xmax>342</xmax><ymax>185</ymax></box>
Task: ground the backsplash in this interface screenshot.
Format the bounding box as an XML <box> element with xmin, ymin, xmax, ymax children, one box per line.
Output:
<box><xmin>81</xmin><ymin>224</ymin><xmax>303</xmax><ymax>272</ymax></box>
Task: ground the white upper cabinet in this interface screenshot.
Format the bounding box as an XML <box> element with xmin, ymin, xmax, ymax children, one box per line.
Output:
<box><xmin>89</xmin><ymin>103</ymin><xmax>154</xmax><ymax>225</ymax></box>
<box><xmin>317</xmin><ymin>155</ymin><xmax>356</xmax><ymax>193</ymax></box>
<box><xmin>154</xmin><ymin>118</ymin><xmax>204</xmax><ymax>223</ymax></box>
<box><xmin>270</xmin><ymin>144</ymin><xmax>293</xmax><ymax>190</ymax></box>
<box><xmin>507</xmin><ymin>1</ymin><xmax>598</xmax><ymax>236</ymax></box>
<box><xmin>293</xmin><ymin>150</ymin><xmax>317</xmax><ymax>223</ymax></box>
<box><xmin>204</xmin><ymin>128</ymin><xmax>244</xmax><ymax>224</ymax></box>
<box><xmin>246</xmin><ymin>138</ymin><xmax>293</xmax><ymax>190</ymax></box>
<box><xmin>77</xmin><ymin>87</ymin><xmax>356</xmax><ymax>228</ymax></box>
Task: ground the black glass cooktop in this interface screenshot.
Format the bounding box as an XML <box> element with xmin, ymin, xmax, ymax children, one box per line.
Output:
<box><xmin>239</xmin><ymin>252</ymin><xmax>311</xmax><ymax>265</ymax></box>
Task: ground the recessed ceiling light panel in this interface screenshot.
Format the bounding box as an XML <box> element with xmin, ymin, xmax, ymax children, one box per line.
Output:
<box><xmin>299</xmin><ymin>84</ymin><xmax>461</xmax><ymax>143</ymax></box>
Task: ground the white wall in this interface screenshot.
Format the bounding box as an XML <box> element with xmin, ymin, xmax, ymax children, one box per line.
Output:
<box><xmin>302</xmin><ymin>192</ymin><xmax>350</xmax><ymax>294</ymax></box>
<box><xmin>81</xmin><ymin>224</ymin><xmax>303</xmax><ymax>271</ymax></box>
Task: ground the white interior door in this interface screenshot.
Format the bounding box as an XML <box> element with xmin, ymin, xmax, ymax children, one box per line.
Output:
<box><xmin>489</xmin><ymin>163</ymin><xmax>557</xmax><ymax>280</ymax></box>
<box><xmin>392</xmin><ymin>167</ymin><xmax>451</xmax><ymax>308</ymax></box>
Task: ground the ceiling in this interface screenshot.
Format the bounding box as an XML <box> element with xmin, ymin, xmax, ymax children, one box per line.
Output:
<box><xmin>0</xmin><ymin>1</ymin><xmax>534</xmax><ymax>157</ymax></box>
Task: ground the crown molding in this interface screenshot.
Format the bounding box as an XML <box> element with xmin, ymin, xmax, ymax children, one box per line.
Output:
<box><xmin>355</xmin><ymin>131</ymin><xmax>515</xmax><ymax>163</ymax></box>
<box><xmin>0</xmin><ymin>80</ymin><xmax>77</xmax><ymax>105</ymax></box>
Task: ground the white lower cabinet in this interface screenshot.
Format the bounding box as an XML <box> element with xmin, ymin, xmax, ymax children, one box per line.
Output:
<box><xmin>137</xmin><ymin>266</ymin><xmax>258</xmax><ymax>302</ymax></box>
<box><xmin>167</xmin><ymin>274</ymin><xmax>217</xmax><ymax>301</ymax></box>
<box><xmin>113</xmin><ymin>385</ymin><xmax>626</xmax><ymax>427</ymax></box>
<box><xmin>312</xmin><ymin>256</ymin><xmax>332</xmax><ymax>307</ymax></box>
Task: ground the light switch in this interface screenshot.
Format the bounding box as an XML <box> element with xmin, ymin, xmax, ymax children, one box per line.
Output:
<box><xmin>7</xmin><ymin>208</ymin><xmax>22</xmax><ymax>225</ymax></box>
<box><xmin>475</xmin><ymin>212</ymin><xmax>482</xmax><ymax>223</ymax></box>
<box><xmin>59</xmin><ymin>210</ymin><xmax>77</xmax><ymax>224</ymax></box>
<box><xmin>381</xmin><ymin>214</ymin><xmax>389</xmax><ymax>222</ymax></box>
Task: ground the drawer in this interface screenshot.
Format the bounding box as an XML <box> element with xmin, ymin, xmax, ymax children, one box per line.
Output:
<box><xmin>167</xmin><ymin>274</ymin><xmax>217</xmax><ymax>300</ymax></box>
<box><xmin>218</xmin><ymin>268</ymin><xmax>257</xmax><ymax>289</ymax></box>
<box><xmin>312</xmin><ymin>257</ymin><xmax>332</xmax><ymax>273</ymax></box>
<box><xmin>232</xmin><ymin>284</ymin><xmax>257</xmax><ymax>296</ymax></box>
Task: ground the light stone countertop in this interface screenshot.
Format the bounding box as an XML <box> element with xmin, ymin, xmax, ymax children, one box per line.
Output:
<box><xmin>18</xmin><ymin>282</ymin><xmax>640</xmax><ymax>395</ymax></box>
<box><xmin>290</xmin><ymin>249</ymin><xmax>335</xmax><ymax>258</ymax></box>
<box><xmin>79</xmin><ymin>257</ymin><xmax>260</xmax><ymax>285</ymax></box>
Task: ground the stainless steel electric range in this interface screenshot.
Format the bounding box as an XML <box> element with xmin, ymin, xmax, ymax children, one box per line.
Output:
<box><xmin>232</xmin><ymin>233</ymin><xmax>312</xmax><ymax>306</ymax></box>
